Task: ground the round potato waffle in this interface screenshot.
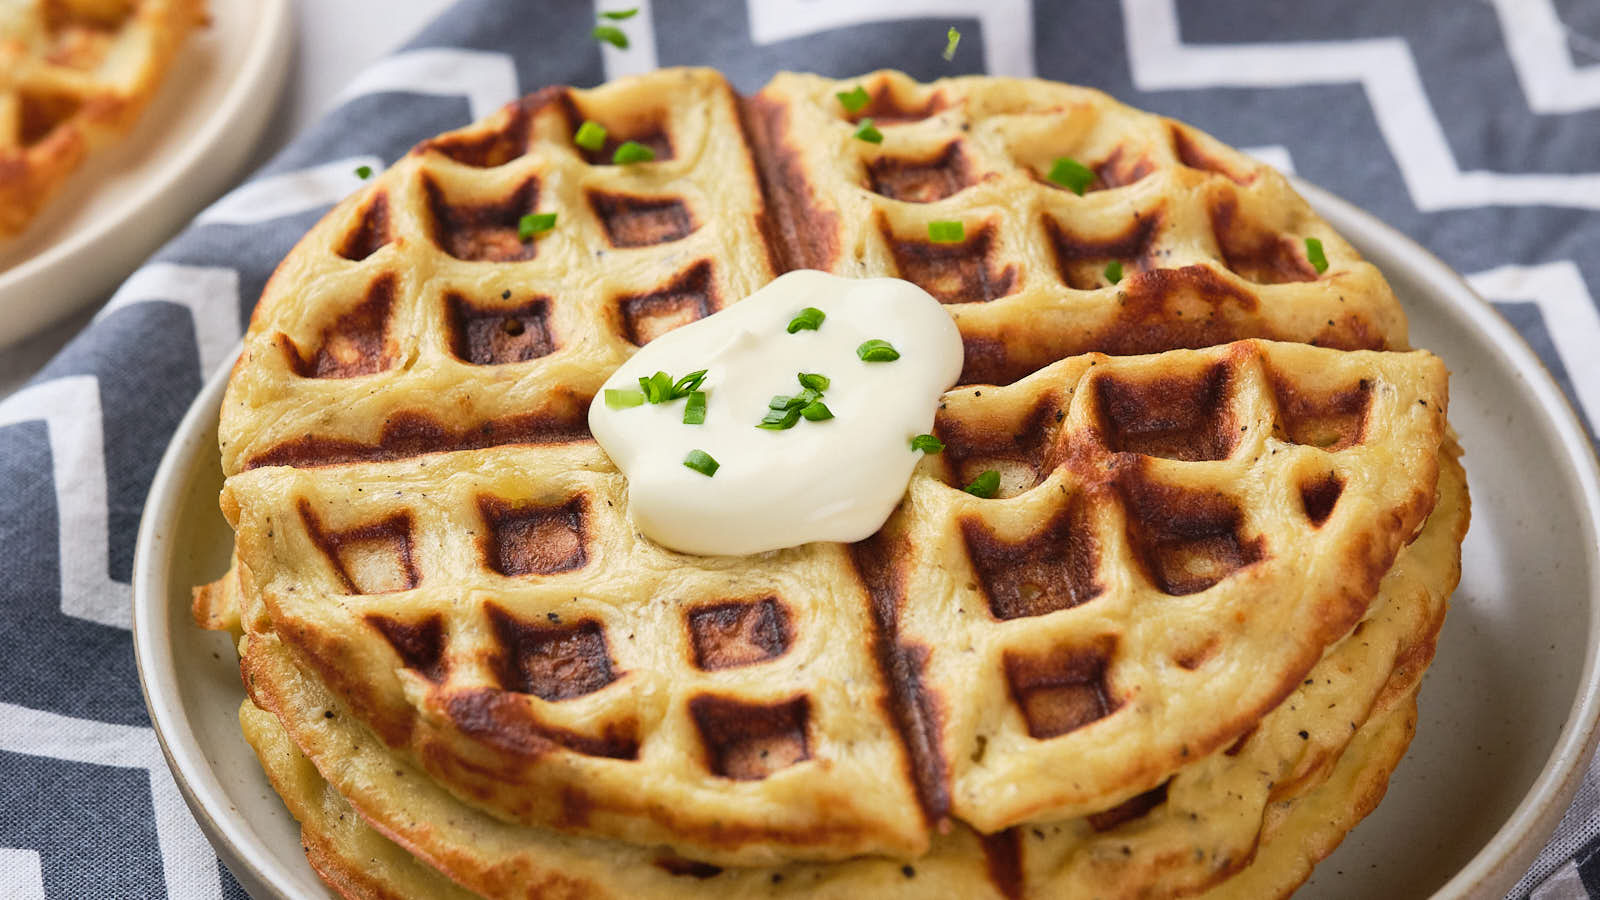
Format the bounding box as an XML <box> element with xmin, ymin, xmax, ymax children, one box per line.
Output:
<box><xmin>199</xmin><ymin>67</ymin><xmax>1468</xmax><ymax>896</ymax></box>
<box><xmin>228</xmin><ymin>447</ymin><xmax>1464</xmax><ymax>899</ymax></box>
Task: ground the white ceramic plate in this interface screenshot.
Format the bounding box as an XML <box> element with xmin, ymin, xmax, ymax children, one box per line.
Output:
<box><xmin>0</xmin><ymin>0</ymin><xmax>293</xmax><ymax>349</ymax></box>
<box><xmin>133</xmin><ymin>182</ymin><xmax>1600</xmax><ymax>899</ymax></box>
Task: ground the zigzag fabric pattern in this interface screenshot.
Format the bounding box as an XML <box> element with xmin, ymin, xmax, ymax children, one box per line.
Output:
<box><xmin>0</xmin><ymin>0</ymin><xmax>1596</xmax><ymax>896</ymax></box>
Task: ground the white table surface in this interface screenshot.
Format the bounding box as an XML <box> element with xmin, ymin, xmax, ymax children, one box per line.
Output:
<box><xmin>0</xmin><ymin>0</ymin><xmax>455</xmax><ymax>399</ymax></box>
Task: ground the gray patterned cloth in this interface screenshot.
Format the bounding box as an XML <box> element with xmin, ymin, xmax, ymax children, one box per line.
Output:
<box><xmin>2</xmin><ymin>0</ymin><xmax>1598</xmax><ymax>897</ymax></box>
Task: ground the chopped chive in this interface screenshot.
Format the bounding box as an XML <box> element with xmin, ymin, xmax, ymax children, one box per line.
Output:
<box><xmin>1046</xmin><ymin>157</ymin><xmax>1095</xmax><ymax>195</ymax></box>
<box><xmin>928</xmin><ymin>220</ymin><xmax>965</xmax><ymax>243</ymax></box>
<box><xmin>787</xmin><ymin>307</ymin><xmax>825</xmax><ymax>333</ymax></box>
<box><xmin>684</xmin><ymin>449</ymin><xmax>719</xmax><ymax>477</ymax></box>
<box><xmin>943</xmin><ymin>27</ymin><xmax>961</xmax><ymax>61</ymax></box>
<box><xmin>758</xmin><ymin>407</ymin><xmax>803</xmax><ymax>430</ymax></box>
<box><xmin>355</xmin><ymin>165</ymin><xmax>373</xmax><ymax>180</ymax></box>
<box><xmin>599</xmin><ymin>7</ymin><xmax>638</xmax><ymax>19</ymax></box>
<box><xmin>1104</xmin><ymin>260</ymin><xmax>1123</xmax><ymax>285</ymax></box>
<box><xmin>857</xmin><ymin>339</ymin><xmax>901</xmax><ymax>362</ymax></box>
<box><xmin>797</xmin><ymin>372</ymin><xmax>830</xmax><ymax>392</ymax></box>
<box><xmin>518</xmin><ymin>212</ymin><xmax>557</xmax><ymax>241</ymax></box>
<box><xmin>910</xmin><ymin>433</ymin><xmax>944</xmax><ymax>454</ymax></box>
<box><xmin>672</xmin><ymin>369</ymin><xmax>708</xmax><ymax>395</ymax></box>
<box><xmin>964</xmin><ymin>469</ymin><xmax>1000</xmax><ymax>498</ymax></box>
<box><xmin>592</xmin><ymin>24</ymin><xmax>629</xmax><ymax>49</ymax></box>
<box><xmin>612</xmin><ymin>140</ymin><xmax>655</xmax><ymax>164</ymax></box>
<box><xmin>639</xmin><ymin>371</ymin><xmax>674</xmax><ymax>403</ymax></box>
<box><xmin>836</xmin><ymin>85</ymin><xmax>870</xmax><ymax>113</ymax></box>
<box><xmin>854</xmin><ymin>118</ymin><xmax>884</xmax><ymax>143</ymax></box>
<box><xmin>683</xmin><ymin>391</ymin><xmax>707</xmax><ymax>425</ymax></box>
<box><xmin>769</xmin><ymin>394</ymin><xmax>801</xmax><ymax>410</ymax></box>
<box><xmin>800</xmin><ymin>400</ymin><xmax>833</xmax><ymax>421</ymax></box>
<box><xmin>1305</xmin><ymin>237</ymin><xmax>1329</xmax><ymax>274</ymax></box>
<box><xmin>604</xmin><ymin>388</ymin><xmax>645</xmax><ymax>409</ymax></box>
<box><xmin>573</xmin><ymin>120</ymin><xmax>608</xmax><ymax>151</ymax></box>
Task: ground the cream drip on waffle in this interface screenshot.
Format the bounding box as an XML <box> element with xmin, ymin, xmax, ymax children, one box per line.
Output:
<box><xmin>589</xmin><ymin>270</ymin><xmax>962</xmax><ymax>556</ymax></box>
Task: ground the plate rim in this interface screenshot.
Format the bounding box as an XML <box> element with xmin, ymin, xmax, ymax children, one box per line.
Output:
<box><xmin>0</xmin><ymin>0</ymin><xmax>294</xmax><ymax>348</ymax></box>
<box><xmin>132</xmin><ymin>181</ymin><xmax>1600</xmax><ymax>900</ymax></box>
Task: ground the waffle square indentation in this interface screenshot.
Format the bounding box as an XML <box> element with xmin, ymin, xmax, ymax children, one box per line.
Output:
<box><xmin>687</xmin><ymin>598</ymin><xmax>791</xmax><ymax>670</ymax></box>
<box><xmin>479</xmin><ymin>496</ymin><xmax>588</xmax><ymax>576</ymax></box>
<box><xmin>689</xmin><ymin>695</ymin><xmax>811</xmax><ymax>780</ymax></box>
<box><xmin>486</xmin><ymin>605</ymin><xmax>617</xmax><ymax>701</ymax></box>
<box><xmin>1004</xmin><ymin>637</ymin><xmax>1120</xmax><ymax>739</ymax></box>
<box><xmin>448</xmin><ymin>294</ymin><xmax>555</xmax><ymax>365</ymax></box>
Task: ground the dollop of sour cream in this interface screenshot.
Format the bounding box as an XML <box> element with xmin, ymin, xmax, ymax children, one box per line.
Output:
<box><xmin>588</xmin><ymin>269</ymin><xmax>964</xmax><ymax>556</ymax></box>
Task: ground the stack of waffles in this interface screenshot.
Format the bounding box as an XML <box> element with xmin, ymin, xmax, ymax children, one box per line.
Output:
<box><xmin>0</xmin><ymin>0</ymin><xmax>206</xmax><ymax>237</ymax></box>
<box><xmin>195</xmin><ymin>68</ymin><xmax>1468</xmax><ymax>899</ymax></box>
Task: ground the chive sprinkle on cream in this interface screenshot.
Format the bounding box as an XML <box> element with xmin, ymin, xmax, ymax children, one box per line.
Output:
<box><xmin>355</xmin><ymin>165</ymin><xmax>373</xmax><ymax>180</ymax></box>
<box><xmin>592</xmin><ymin>24</ymin><xmax>629</xmax><ymax>48</ymax></box>
<box><xmin>684</xmin><ymin>449</ymin><xmax>719</xmax><ymax>477</ymax></box>
<box><xmin>857</xmin><ymin>339</ymin><xmax>901</xmax><ymax>362</ymax></box>
<box><xmin>683</xmin><ymin>391</ymin><xmax>707</xmax><ymax>425</ymax></box>
<box><xmin>1104</xmin><ymin>260</ymin><xmax>1124</xmax><ymax>285</ymax></box>
<box><xmin>1047</xmin><ymin>157</ymin><xmax>1094</xmax><ymax>195</ymax></box>
<box><xmin>787</xmin><ymin>307</ymin><xmax>825</xmax><ymax>333</ymax></box>
<box><xmin>928</xmin><ymin>220</ymin><xmax>964</xmax><ymax>243</ymax></box>
<box><xmin>599</xmin><ymin>7</ymin><xmax>638</xmax><ymax>19</ymax></box>
<box><xmin>911</xmin><ymin>433</ymin><xmax>944</xmax><ymax>454</ymax></box>
<box><xmin>837</xmin><ymin>84</ymin><xmax>870</xmax><ymax>113</ymax></box>
<box><xmin>964</xmin><ymin>469</ymin><xmax>1000</xmax><ymax>498</ymax></box>
<box><xmin>604</xmin><ymin>388</ymin><xmax>645</xmax><ymax>409</ymax></box>
<box><xmin>1305</xmin><ymin>237</ymin><xmax>1329</xmax><ymax>274</ymax></box>
<box><xmin>518</xmin><ymin>212</ymin><xmax>556</xmax><ymax>241</ymax></box>
<box><xmin>612</xmin><ymin>140</ymin><xmax>655</xmax><ymax>164</ymax></box>
<box><xmin>574</xmin><ymin>120</ymin><xmax>608</xmax><ymax>152</ymax></box>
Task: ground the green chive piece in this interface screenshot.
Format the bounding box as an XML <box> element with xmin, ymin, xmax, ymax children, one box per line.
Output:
<box><xmin>943</xmin><ymin>27</ymin><xmax>961</xmax><ymax>61</ymax></box>
<box><xmin>592</xmin><ymin>24</ymin><xmax>629</xmax><ymax>48</ymax></box>
<box><xmin>604</xmin><ymin>388</ymin><xmax>645</xmax><ymax>409</ymax></box>
<box><xmin>769</xmin><ymin>394</ymin><xmax>800</xmax><ymax>410</ymax></box>
<box><xmin>1305</xmin><ymin>237</ymin><xmax>1329</xmax><ymax>274</ymax></box>
<box><xmin>854</xmin><ymin>118</ymin><xmax>884</xmax><ymax>144</ymax></box>
<box><xmin>857</xmin><ymin>339</ymin><xmax>901</xmax><ymax>362</ymax></box>
<box><xmin>797</xmin><ymin>372</ymin><xmax>830</xmax><ymax>392</ymax></box>
<box><xmin>787</xmin><ymin>307</ymin><xmax>825</xmax><ymax>333</ymax></box>
<box><xmin>518</xmin><ymin>212</ymin><xmax>557</xmax><ymax>241</ymax></box>
<box><xmin>599</xmin><ymin>7</ymin><xmax>638</xmax><ymax>19</ymax></box>
<box><xmin>928</xmin><ymin>220</ymin><xmax>965</xmax><ymax>243</ymax></box>
<box><xmin>612</xmin><ymin>140</ymin><xmax>655</xmax><ymax>164</ymax></box>
<box><xmin>639</xmin><ymin>371</ymin><xmax>673</xmax><ymax>403</ymax></box>
<box><xmin>672</xmin><ymin>369</ymin><xmax>708</xmax><ymax>395</ymax></box>
<box><xmin>684</xmin><ymin>449</ymin><xmax>719</xmax><ymax>477</ymax></box>
<box><xmin>683</xmin><ymin>391</ymin><xmax>707</xmax><ymax>425</ymax></box>
<box><xmin>1104</xmin><ymin>260</ymin><xmax>1123</xmax><ymax>285</ymax></box>
<box><xmin>1047</xmin><ymin>157</ymin><xmax>1095</xmax><ymax>195</ymax></box>
<box><xmin>911</xmin><ymin>433</ymin><xmax>944</xmax><ymax>454</ymax></box>
<box><xmin>758</xmin><ymin>407</ymin><xmax>803</xmax><ymax>430</ymax></box>
<box><xmin>574</xmin><ymin>120</ymin><xmax>608</xmax><ymax>152</ymax></box>
<box><xmin>800</xmin><ymin>400</ymin><xmax>833</xmax><ymax>421</ymax></box>
<box><xmin>964</xmin><ymin>469</ymin><xmax>1001</xmax><ymax>498</ymax></box>
<box><xmin>355</xmin><ymin>165</ymin><xmax>373</xmax><ymax>180</ymax></box>
<box><xmin>837</xmin><ymin>85</ymin><xmax>870</xmax><ymax>113</ymax></box>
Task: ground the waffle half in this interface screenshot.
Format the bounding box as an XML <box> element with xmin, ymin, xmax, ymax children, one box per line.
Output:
<box><xmin>0</xmin><ymin>0</ymin><xmax>206</xmax><ymax>237</ymax></box>
<box><xmin>201</xmin><ymin>67</ymin><xmax>1465</xmax><ymax>894</ymax></box>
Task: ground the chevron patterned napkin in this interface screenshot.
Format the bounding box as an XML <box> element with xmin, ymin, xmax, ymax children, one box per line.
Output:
<box><xmin>3</xmin><ymin>0</ymin><xmax>1598</xmax><ymax>897</ymax></box>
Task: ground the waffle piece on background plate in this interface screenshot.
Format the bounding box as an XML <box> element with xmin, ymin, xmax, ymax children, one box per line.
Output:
<box><xmin>213</xmin><ymin>446</ymin><xmax>1465</xmax><ymax>899</ymax></box>
<box><xmin>0</xmin><ymin>0</ymin><xmax>207</xmax><ymax>237</ymax></box>
<box><xmin>196</xmin><ymin>66</ymin><xmax>1467</xmax><ymax>894</ymax></box>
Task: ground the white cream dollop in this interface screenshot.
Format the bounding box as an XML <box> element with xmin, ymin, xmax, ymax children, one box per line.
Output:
<box><xmin>588</xmin><ymin>269</ymin><xmax>963</xmax><ymax>556</ymax></box>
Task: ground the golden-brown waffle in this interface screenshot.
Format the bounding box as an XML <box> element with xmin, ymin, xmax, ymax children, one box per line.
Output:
<box><xmin>226</xmin><ymin>446</ymin><xmax>1465</xmax><ymax>899</ymax></box>
<box><xmin>0</xmin><ymin>0</ymin><xmax>206</xmax><ymax>237</ymax></box>
<box><xmin>749</xmin><ymin>72</ymin><xmax>1407</xmax><ymax>385</ymax></box>
<box><xmin>216</xmin><ymin>337</ymin><xmax>1447</xmax><ymax>865</ymax></box>
<box><xmin>204</xmin><ymin>66</ymin><xmax>1465</xmax><ymax>892</ymax></box>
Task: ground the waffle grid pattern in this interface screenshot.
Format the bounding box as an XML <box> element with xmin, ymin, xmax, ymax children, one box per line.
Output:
<box><xmin>0</xmin><ymin>0</ymin><xmax>205</xmax><ymax>236</ymax></box>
